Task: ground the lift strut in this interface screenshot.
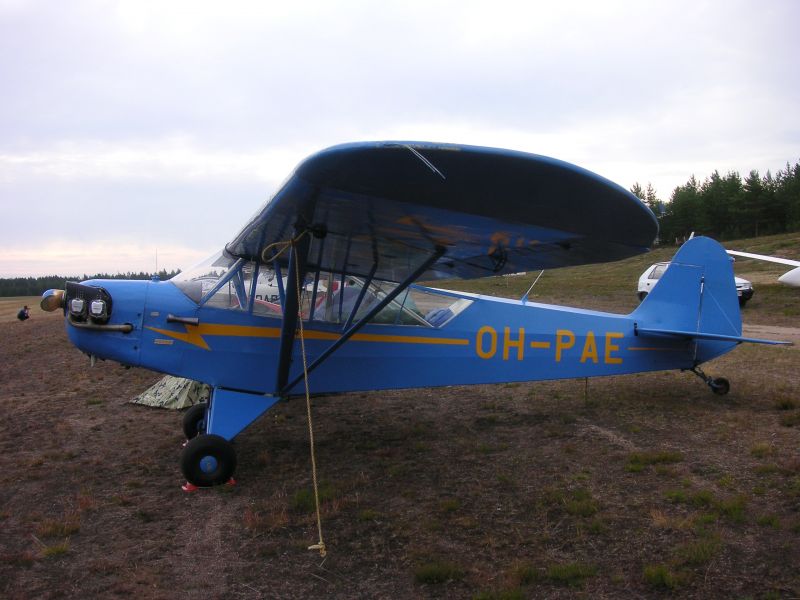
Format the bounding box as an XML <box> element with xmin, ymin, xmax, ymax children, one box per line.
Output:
<box><xmin>274</xmin><ymin>231</ymin><xmax>313</xmax><ymax>393</ymax></box>
<box><xmin>281</xmin><ymin>245</ymin><xmax>445</xmax><ymax>395</ymax></box>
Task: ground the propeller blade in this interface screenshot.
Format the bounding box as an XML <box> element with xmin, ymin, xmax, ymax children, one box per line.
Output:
<box><xmin>41</xmin><ymin>289</ymin><xmax>65</xmax><ymax>312</ymax></box>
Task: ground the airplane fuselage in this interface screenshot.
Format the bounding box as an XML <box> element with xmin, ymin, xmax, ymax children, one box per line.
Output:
<box><xmin>65</xmin><ymin>277</ymin><xmax>714</xmax><ymax>397</ymax></box>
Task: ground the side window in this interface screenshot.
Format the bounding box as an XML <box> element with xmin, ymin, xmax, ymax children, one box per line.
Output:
<box><xmin>309</xmin><ymin>277</ymin><xmax>471</xmax><ymax>328</ymax></box>
<box><xmin>650</xmin><ymin>264</ymin><xmax>668</xmax><ymax>280</ymax></box>
<box><xmin>171</xmin><ymin>251</ymin><xmax>246</xmax><ymax>308</ymax></box>
<box><xmin>172</xmin><ymin>254</ymin><xmax>473</xmax><ymax>326</ymax></box>
<box><xmin>393</xmin><ymin>286</ymin><xmax>472</xmax><ymax>327</ymax></box>
<box><xmin>203</xmin><ymin>281</ymin><xmax>243</xmax><ymax>309</ymax></box>
<box><xmin>202</xmin><ymin>268</ymin><xmax>249</xmax><ymax>310</ymax></box>
<box><xmin>251</xmin><ymin>269</ymin><xmax>284</xmax><ymax>317</ymax></box>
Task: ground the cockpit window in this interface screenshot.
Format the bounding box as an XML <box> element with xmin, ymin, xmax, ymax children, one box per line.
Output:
<box><xmin>171</xmin><ymin>250</ymin><xmax>472</xmax><ymax>327</ymax></box>
<box><xmin>170</xmin><ymin>251</ymin><xmax>243</xmax><ymax>305</ymax></box>
<box><xmin>302</xmin><ymin>276</ymin><xmax>471</xmax><ymax>327</ymax></box>
<box><xmin>649</xmin><ymin>264</ymin><xmax>669</xmax><ymax>280</ymax></box>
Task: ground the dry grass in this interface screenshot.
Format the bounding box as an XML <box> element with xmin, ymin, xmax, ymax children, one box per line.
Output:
<box><xmin>436</xmin><ymin>232</ymin><xmax>800</xmax><ymax>324</ymax></box>
<box><xmin>36</xmin><ymin>514</ymin><xmax>80</xmax><ymax>538</ymax></box>
<box><xmin>0</xmin><ymin>296</ymin><xmax>61</xmax><ymax>322</ymax></box>
<box><xmin>1</xmin><ymin>238</ymin><xmax>799</xmax><ymax>598</ymax></box>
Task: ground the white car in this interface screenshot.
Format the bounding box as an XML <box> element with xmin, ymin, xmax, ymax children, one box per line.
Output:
<box><xmin>637</xmin><ymin>262</ymin><xmax>754</xmax><ymax>306</ymax></box>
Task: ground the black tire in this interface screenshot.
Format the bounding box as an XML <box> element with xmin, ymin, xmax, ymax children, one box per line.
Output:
<box><xmin>710</xmin><ymin>377</ymin><xmax>730</xmax><ymax>396</ymax></box>
<box><xmin>182</xmin><ymin>403</ymin><xmax>207</xmax><ymax>439</ymax></box>
<box><xmin>638</xmin><ymin>291</ymin><xmax>648</xmax><ymax>302</ymax></box>
<box><xmin>738</xmin><ymin>297</ymin><xmax>748</xmax><ymax>307</ymax></box>
<box><xmin>180</xmin><ymin>434</ymin><xmax>237</xmax><ymax>487</ymax></box>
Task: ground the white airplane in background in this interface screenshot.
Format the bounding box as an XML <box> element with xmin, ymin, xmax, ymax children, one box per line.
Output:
<box><xmin>726</xmin><ymin>250</ymin><xmax>800</xmax><ymax>287</ymax></box>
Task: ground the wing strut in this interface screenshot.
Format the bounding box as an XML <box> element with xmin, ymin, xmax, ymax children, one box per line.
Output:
<box><xmin>281</xmin><ymin>245</ymin><xmax>446</xmax><ymax>395</ymax></box>
<box><xmin>274</xmin><ymin>232</ymin><xmax>313</xmax><ymax>393</ymax></box>
<box><xmin>343</xmin><ymin>262</ymin><xmax>378</xmax><ymax>330</ymax></box>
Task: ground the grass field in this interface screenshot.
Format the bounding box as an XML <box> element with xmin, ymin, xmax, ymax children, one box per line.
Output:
<box><xmin>0</xmin><ymin>296</ymin><xmax>62</xmax><ymax>323</ymax></box>
<box><xmin>0</xmin><ymin>234</ymin><xmax>798</xmax><ymax>598</ymax></box>
<box><xmin>438</xmin><ymin>231</ymin><xmax>800</xmax><ymax>326</ymax></box>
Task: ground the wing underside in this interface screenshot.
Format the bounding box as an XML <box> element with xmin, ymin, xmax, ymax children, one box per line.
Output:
<box><xmin>226</xmin><ymin>142</ymin><xmax>659</xmax><ymax>282</ymax></box>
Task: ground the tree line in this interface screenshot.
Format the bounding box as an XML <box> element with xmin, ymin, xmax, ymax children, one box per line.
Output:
<box><xmin>632</xmin><ymin>159</ymin><xmax>800</xmax><ymax>245</ymax></box>
<box><xmin>0</xmin><ymin>270</ymin><xmax>181</xmax><ymax>297</ymax></box>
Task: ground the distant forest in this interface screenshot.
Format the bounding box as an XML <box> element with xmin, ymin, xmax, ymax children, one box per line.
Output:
<box><xmin>632</xmin><ymin>159</ymin><xmax>800</xmax><ymax>244</ymax></box>
<box><xmin>0</xmin><ymin>270</ymin><xmax>181</xmax><ymax>298</ymax></box>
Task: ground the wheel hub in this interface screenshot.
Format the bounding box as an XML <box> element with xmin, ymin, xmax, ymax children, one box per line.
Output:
<box><xmin>199</xmin><ymin>455</ymin><xmax>219</xmax><ymax>474</ymax></box>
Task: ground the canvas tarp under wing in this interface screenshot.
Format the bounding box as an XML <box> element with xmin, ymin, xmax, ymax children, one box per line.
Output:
<box><xmin>131</xmin><ymin>375</ymin><xmax>211</xmax><ymax>410</ymax></box>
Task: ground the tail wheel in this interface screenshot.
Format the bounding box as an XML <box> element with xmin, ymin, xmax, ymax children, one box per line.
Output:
<box><xmin>180</xmin><ymin>434</ymin><xmax>237</xmax><ymax>487</ymax></box>
<box><xmin>638</xmin><ymin>291</ymin><xmax>648</xmax><ymax>302</ymax></box>
<box><xmin>182</xmin><ymin>403</ymin><xmax>208</xmax><ymax>439</ymax></box>
<box><xmin>710</xmin><ymin>377</ymin><xmax>730</xmax><ymax>396</ymax></box>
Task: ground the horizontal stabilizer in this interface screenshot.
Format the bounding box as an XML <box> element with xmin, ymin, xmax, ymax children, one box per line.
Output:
<box><xmin>636</xmin><ymin>326</ymin><xmax>792</xmax><ymax>346</ymax></box>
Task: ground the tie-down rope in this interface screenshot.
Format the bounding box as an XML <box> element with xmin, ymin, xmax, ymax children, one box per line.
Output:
<box><xmin>281</xmin><ymin>234</ymin><xmax>326</xmax><ymax>558</ymax></box>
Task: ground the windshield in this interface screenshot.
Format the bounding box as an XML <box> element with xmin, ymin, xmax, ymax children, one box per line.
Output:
<box><xmin>170</xmin><ymin>251</ymin><xmax>242</xmax><ymax>304</ymax></box>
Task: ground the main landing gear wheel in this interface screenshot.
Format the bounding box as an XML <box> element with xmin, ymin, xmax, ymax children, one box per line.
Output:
<box><xmin>180</xmin><ymin>434</ymin><xmax>237</xmax><ymax>487</ymax></box>
<box><xmin>182</xmin><ymin>403</ymin><xmax>208</xmax><ymax>439</ymax></box>
<box><xmin>710</xmin><ymin>377</ymin><xmax>730</xmax><ymax>396</ymax></box>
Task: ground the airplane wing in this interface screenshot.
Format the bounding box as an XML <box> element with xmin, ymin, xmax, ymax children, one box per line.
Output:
<box><xmin>726</xmin><ymin>250</ymin><xmax>800</xmax><ymax>268</ymax></box>
<box><xmin>726</xmin><ymin>250</ymin><xmax>800</xmax><ymax>287</ymax></box>
<box><xmin>226</xmin><ymin>141</ymin><xmax>658</xmax><ymax>283</ymax></box>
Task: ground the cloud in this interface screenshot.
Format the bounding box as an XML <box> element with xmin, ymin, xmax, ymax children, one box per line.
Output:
<box><xmin>0</xmin><ymin>137</ymin><xmax>302</xmax><ymax>183</ymax></box>
<box><xmin>0</xmin><ymin>239</ymin><xmax>208</xmax><ymax>277</ymax></box>
<box><xmin>1</xmin><ymin>0</ymin><xmax>799</xmax><ymax>275</ymax></box>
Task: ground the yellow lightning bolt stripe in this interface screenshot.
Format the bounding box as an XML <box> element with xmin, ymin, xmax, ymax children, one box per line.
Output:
<box><xmin>146</xmin><ymin>324</ymin><xmax>469</xmax><ymax>350</ymax></box>
<box><xmin>147</xmin><ymin>324</ymin><xmax>281</xmax><ymax>350</ymax></box>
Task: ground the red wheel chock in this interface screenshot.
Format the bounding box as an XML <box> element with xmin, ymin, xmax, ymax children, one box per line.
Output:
<box><xmin>180</xmin><ymin>478</ymin><xmax>236</xmax><ymax>493</ymax></box>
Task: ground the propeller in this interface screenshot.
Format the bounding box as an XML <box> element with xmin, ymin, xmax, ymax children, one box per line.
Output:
<box><xmin>41</xmin><ymin>289</ymin><xmax>65</xmax><ymax>312</ymax></box>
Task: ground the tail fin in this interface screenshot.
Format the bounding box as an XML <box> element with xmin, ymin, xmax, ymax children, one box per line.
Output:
<box><xmin>631</xmin><ymin>237</ymin><xmax>787</xmax><ymax>363</ymax></box>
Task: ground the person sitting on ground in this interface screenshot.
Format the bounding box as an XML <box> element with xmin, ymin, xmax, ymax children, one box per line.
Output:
<box><xmin>17</xmin><ymin>305</ymin><xmax>30</xmax><ymax>321</ymax></box>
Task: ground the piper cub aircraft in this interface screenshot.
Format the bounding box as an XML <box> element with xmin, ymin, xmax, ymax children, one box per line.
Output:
<box><xmin>41</xmin><ymin>142</ymin><xmax>789</xmax><ymax>487</ymax></box>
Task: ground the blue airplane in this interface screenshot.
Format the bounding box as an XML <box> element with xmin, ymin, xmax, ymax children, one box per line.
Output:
<box><xmin>40</xmin><ymin>142</ymin><xmax>789</xmax><ymax>487</ymax></box>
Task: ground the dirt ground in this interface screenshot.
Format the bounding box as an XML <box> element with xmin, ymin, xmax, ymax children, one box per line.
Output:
<box><xmin>1</xmin><ymin>310</ymin><xmax>799</xmax><ymax>599</ymax></box>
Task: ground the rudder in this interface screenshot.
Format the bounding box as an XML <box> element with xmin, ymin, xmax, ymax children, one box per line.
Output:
<box><xmin>632</xmin><ymin>237</ymin><xmax>741</xmax><ymax>363</ymax></box>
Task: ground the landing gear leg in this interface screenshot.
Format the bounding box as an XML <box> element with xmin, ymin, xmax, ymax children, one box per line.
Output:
<box><xmin>689</xmin><ymin>367</ymin><xmax>730</xmax><ymax>396</ymax></box>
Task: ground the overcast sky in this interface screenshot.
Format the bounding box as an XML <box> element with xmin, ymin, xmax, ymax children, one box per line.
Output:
<box><xmin>1</xmin><ymin>0</ymin><xmax>798</xmax><ymax>277</ymax></box>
